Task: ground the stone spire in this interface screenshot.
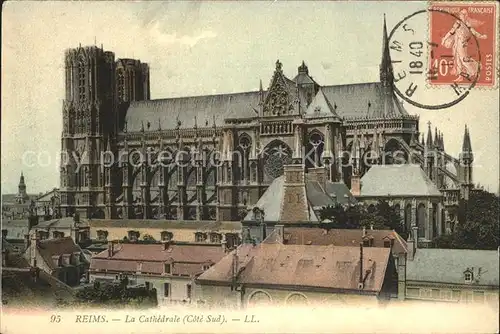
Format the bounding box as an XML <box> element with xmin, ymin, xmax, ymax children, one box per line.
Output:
<box><xmin>380</xmin><ymin>14</ymin><xmax>394</xmax><ymax>88</ymax></box>
<box><xmin>426</xmin><ymin>122</ymin><xmax>433</xmax><ymax>148</ymax></box>
<box><xmin>461</xmin><ymin>124</ymin><xmax>473</xmax><ymax>162</ymax></box>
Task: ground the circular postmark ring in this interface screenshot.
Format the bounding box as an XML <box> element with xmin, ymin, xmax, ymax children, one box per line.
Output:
<box><xmin>389</xmin><ymin>8</ymin><xmax>482</xmax><ymax>110</ymax></box>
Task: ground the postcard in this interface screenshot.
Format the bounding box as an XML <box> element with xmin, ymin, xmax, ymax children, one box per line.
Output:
<box><xmin>1</xmin><ymin>1</ymin><xmax>499</xmax><ymax>333</ymax></box>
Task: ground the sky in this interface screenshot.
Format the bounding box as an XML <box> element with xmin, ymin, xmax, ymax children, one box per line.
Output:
<box><xmin>2</xmin><ymin>1</ymin><xmax>499</xmax><ymax>195</ymax></box>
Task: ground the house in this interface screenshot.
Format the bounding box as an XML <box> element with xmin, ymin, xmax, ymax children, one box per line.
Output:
<box><xmin>89</xmin><ymin>241</ymin><xmax>228</xmax><ymax>305</ymax></box>
<box><xmin>2</xmin><ymin>235</ymin><xmax>75</xmax><ymax>307</ymax></box>
<box><xmin>2</xmin><ymin>220</ymin><xmax>32</xmax><ymax>252</ymax></box>
<box><xmin>196</xmin><ymin>229</ymin><xmax>397</xmax><ymax>308</ymax></box>
<box><xmin>33</xmin><ymin>187</ymin><xmax>61</xmax><ymax>220</ymax></box>
<box><xmin>88</xmin><ymin>219</ymin><xmax>241</xmax><ymax>248</ymax></box>
<box><xmin>401</xmin><ymin>227</ymin><xmax>499</xmax><ymax>308</ymax></box>
<box><xmin>242</xmin><ymin>165</ymin><xmax>356</xmax><ymax>243</ymax></box>
<box><xmin>24</xmin><ymin>233</ymin><xmax>90</xmax><ymax>286</ymax></box>
<box><xmin>31</xmin><ymin>214</ymin><xmax>91</xmax><ymax>247</ymax></box>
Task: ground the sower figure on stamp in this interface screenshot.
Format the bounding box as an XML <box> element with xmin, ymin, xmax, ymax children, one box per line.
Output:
<box><xmin>441</xmin><ymin>9</ymin><xmax>488</xmax><ymax>82</ymax></box>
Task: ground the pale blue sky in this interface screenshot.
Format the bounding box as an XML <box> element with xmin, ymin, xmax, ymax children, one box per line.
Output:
<box><xmin>2</xmin><ymin>1</ymin><xmax>499</xmax><ymax>194</ymax></box>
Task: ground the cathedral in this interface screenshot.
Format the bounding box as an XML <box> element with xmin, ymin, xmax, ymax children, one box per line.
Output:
<box><xmin>59</xmin><ymin>18</ymin><xmax>474</xmax><ymax>233</ymax></box>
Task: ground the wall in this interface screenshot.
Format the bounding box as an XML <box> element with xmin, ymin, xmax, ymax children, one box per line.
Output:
<box><xmin>405</xmin><ymin>282</ymin><xmax>500</xmax><ymax>308</ymax></box>
<box><xmin>198</xmin><ymin>284</ymin><xmax>380</xmax><ymax>308</ymax></box>
<box><xmin>90</xmin><ymin>272</ymin><xmax>196</xmax><ymax>305</ymax></box>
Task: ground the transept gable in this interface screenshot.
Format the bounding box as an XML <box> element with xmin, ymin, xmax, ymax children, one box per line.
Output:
<box><xmin>262</xmin><ymin>60</ymin><xmax>299</xmax><ymax>117</ymax></box>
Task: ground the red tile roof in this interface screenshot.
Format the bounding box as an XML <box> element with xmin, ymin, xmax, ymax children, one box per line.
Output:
<box><xmin>197</xmin><ymin>243</ymin><xmax>392</xmax><ymax>293</ymax></box>
<box><xmin>90</xmin><ymin>243</ymin><xmax>226</xmax><ymax>277</ymax></box>
<box><xmin>283</xmin><ymin>227</ymin><xmax>408</xmax><ymax>254</ymax></box>
<box><xmin>36</xmin><ymin>237</ymin><xmax>82</xmax><ymax>270</ymax></box>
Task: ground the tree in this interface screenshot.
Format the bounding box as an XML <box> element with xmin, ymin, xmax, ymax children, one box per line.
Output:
<box><xmin>319</xmin><ymin>200</ymin><xmax>405</xmax><ymax>236</ymax></box>
<box><xmin>433</xmin><ymin>189</ymin><xmax>499</xmax><ymax>250</ymax></box>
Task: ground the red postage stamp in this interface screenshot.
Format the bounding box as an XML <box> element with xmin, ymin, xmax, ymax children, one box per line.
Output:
<box><xmin>428</xmin><ymin>2</ymin><xmax>497</xmax><ymax>87</ymax></box>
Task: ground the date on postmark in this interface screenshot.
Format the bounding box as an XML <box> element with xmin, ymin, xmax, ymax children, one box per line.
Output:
<box><xmin>429</xmin><ymin>2</ymin><xmax>497</xmax><ymax>87</ymax></box>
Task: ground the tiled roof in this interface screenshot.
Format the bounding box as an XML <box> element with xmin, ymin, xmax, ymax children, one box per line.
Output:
<box><xmin>283</xmin><ymin>227</ymin><xmax>408</xmax><ymax>254</ymax></box>
<box><xmin>36</xmin><ymin>217</ymin><xmax>89</xmax><ymax>229</ymax></box>
<box><xmin>89</xmin><ymin>219</ymin><xmax>241</xmax><ymax>232</ymax></box>
<box><xmin>197</xmin><ymin>243</ymin><xmax>391</xmax><ymax>293</ymax></box>
<box><xmin>243</xmin><ymin>170</ymin><xmax>356</xmax><ymax>222</ymax></box>
<box><xmin>407</xmin><ymin>248</ymin><xmax>499</xmax><ymax>286</ymax></box>
<box><xmin>360</xmin><ymin>165</ymin><xmax>442</xmax><ymax>197</ymax></box>
<box><xmin>36</xmin><ymin>237</ymin><xmax>82</xmax><ymax>270</ymax></box>
<box><xmin>90</xmin><ymin>243</ymin><xmax>226</xmax><ymax>277</ymax></box>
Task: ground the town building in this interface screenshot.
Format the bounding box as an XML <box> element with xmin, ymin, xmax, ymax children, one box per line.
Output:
<box><xmin>31</xmin><ymin>214</ymin><xmax>91</xmax><ymax>247</ymax></box>
<box><xmin>24</xmin><ymin>233</ymin><xmax>90</xmax><ymax>286</ymax></box>
<box><xmin>242</xmin><ymin>165</ymin><xmax>356</xmax><ymax>243</ymax></box>
<box><xmin>88</xmin><ymin>219</ymin><xmax>241</xmax><ymax>247</ymax></box>
<box><xmin>399</xmin><ymin>227</ymin><xmax>499</xmax><ymax>308</ymax></box>
<box><xmin>89</xmin><ymin>241</ymin><xmax>227</xmax><ymax>305</ymax></box>
<box><xmin>2</xmin><ymin>236</ymin><xmax>75</xmax><ymax>307</ymax></box>
<box><xmin>2</xmin><ymin>173</ymin><xmax>37</xmax><ymax>220</ymax></box>
<box><xmin>33</xmin><ymin>188</ymin><xmax>61</xmax><ymax>220</ymax></box>
<box><xmin>57</xmin><ymin>18</ymin><xmax>474</xmax><ymax>230</ymax></box>
<box><xmin>196</xmin><ymin>229</ymin><xmax>398</xmax><ymax>308</ymax></box>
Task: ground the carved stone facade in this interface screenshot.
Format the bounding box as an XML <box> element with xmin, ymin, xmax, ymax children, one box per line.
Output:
<box><xmin>59</xmin><ymin>20</ymin><xmax>473</xmax><ymax>226</ymax></box>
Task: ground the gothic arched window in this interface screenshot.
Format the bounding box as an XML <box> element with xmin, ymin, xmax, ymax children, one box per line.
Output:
<box><xmin>237</xmin><ymin>134</ymin><xmax>252</xmax><ymax>183</ymax></box>
<box><xmin>305</xmin><ymin>131</ymin><xmax>324</xmax><ymax>169</ymax></box>
<box><xmin>416</xmin><ymin>203</ymin><xmax>426</xmax><ymax>238</ymax></box>
<box><xmin>404</xmin><ymin>203</ymin><xmax>412</xmax><ymax>233</ymax></box>
<box><xmin>262</xmin><ymin>140</ymin><xmax>292</xmax><ymax>183</ymax></box>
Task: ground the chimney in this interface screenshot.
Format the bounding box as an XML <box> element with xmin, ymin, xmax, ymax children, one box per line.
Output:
<box><xmin>362</xmin><ymin>226</ymin><xmax>366</xmax><ymax>237</ymax></box>
<box><xmin>358</xmin><ymin>242</ymin><xmax>364</xmax><ymax>289</ymax></box>
<box><xmin>351</xmin><ymin>175</ymin><xmax>361</xmax><ymax>196</ymax></box>
<box><xmin>29</xmin><ymin>231</ymin><xmax>39</xmax><ymax>267</ymax></box>
<box><xmin>221</xmin><ymin>234</ymin><xmax>227</xmax><ymax>253</ymax></box>
<box><xmin>280</xmin><ymin>164</ymin><xmax>309</xmax><ymax>222</ymax></box>
<box><xmin>308</xmin><ymin>167</ymin><xmax>327</xmax><ymax>189</ymax></box>
<box><xmin>107</xmin><ymin>241</ymin><xmax>114</xmax><ymax>258</ymax></box>
<box><xmin>370</xmin><ymin>224</ymin><xmax>374</xmax><ymax>230</ymax></box>
<box><xmin>274</xmin><ymin>225</ymin><xmax>284</xmax><ymax>243</ymax></box>
<box><xmin>406</xmin><ymin>227</ymin><xmax>418</xmax><ymax>261</ymax></box>
<box><xmin>231</xmin><ymin>250</ymin><xmax>239</xmax><ymax>291</ymax></box>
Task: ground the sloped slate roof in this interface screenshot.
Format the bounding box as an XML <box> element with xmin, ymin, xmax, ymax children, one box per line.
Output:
<box><xmin>360</xmin><ymin>164</ymin><xmax>442</xmax><ymax>197</ymax></box>
<box><xmin>304</xmin><ymin>88</ymin><xmax>341</xmax><ymax>119</ymax></box>
<box><xmin>123</xmin><ymin>81</ymin><xmax>409</xmax><ymax>133</ymax></box>
<box><xmin>407</xmin><ymin>248</ymin><xmax>499</xmax><ymax>286</ymax></box>
<box><xmin>197</xmin><ymin>243</ymin><xmax>391</xmax><ymax>293</ymax></box>
<box><xmin>322</xmin><ymin>82</ymin><xmax>408</xmax><ymax>119</ymax></box>
<box><xmin>89</xmin><ymin>219</ymin><xmax>241</xmax><ymax>232</ymax></box>
<box><xmin>125</xmin><ymin>91</ymin><xmax>261</xmax><ymax>131</ymax></box>
<box><xmin>243</xmin><ymin>173</ymin><xmax>356</xmax><ymax>222</ymax></box>
<box><xmin>36</xmin><ymin>217</ymin><xmax>89</xmax><ymax>229</ymax></box>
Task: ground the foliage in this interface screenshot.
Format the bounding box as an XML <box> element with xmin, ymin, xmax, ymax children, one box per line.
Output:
<box><xmin>142</xmin><ymin>234</ymin><xmax>156</xmax><ymax>242</ymax></box>
<box><xmin>433</xmin><ymin>190</ymin><xmax>499</xmax><ymax>250</ymax></box>
<box><xmin>74</xmin><ymin>278</ymin><xmax>158</xmax><ymax>308</ymax></box>
<box><xmin>319</xmin><ymin>200</ymin><xmax>406</xmax><ymax>237</ymax></box>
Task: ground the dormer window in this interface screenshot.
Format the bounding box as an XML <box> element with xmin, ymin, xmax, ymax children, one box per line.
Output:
<box><xmin>97</xmin><ymin>230</ymin><xmax>108</xmax><ymax>242</ymax></box>
<box><xmin>161</xmin><ymin>231</ymin><xmax>174</xmax><ymax>242</ymax></box>
<box><xmin>464</xmin><ymin>270</ymin><xmax>473</xmax><ymax>284</ymax></box>
<box><xmin>202</xmin><ymin>264</ymin><xmax>211</xmax><ymax>271</ymax></box>
<box><xmin>362</xmin><ymin>236</ymin><xmax>374</xmax><ymax>247</ymax></box>
<box><xmin>210</xmin><ymin>233</ymin><xmax>221</xmax><ymax>243</ymax></box>
<box><xmin>53</xmin><ymin>231</ymin><xmax>64</xmax><ymax>239</ymax></box>
<box><xmin>127</xmin><ymin>230</ymin><xmax>140</xmax><ymax>242</ymax></box>
<box><xmin>195</xmin><ymin>232</ymin><xmax>207</xmax><ymax>243</ymax></box>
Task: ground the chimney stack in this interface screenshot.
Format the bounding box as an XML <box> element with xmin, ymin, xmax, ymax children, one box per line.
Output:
<box><xmin>370</xmin><ymin>224</ymin><xmax>374</xmax><ymax>230</ymax></box>
<box><xmin>107</xmin><ymin>241</ymin><xmax>114</xmax><ymax>258</ymax></box>
<box><xmin>358</xmin><ymin>242</ymin><xmax>364</xmax><ymax>289</ymax></box>
<box><xmin>231</xmin><ymin>250</ymin><xmax>239</xmax><ymax>291</ymax></box>
<box><xmin>221</xmin><ymin>234</ymin><xmax>227</xmax><ymax>253</ymax></box>
<box><xmin>362</xmin><ymin>226</ymin><xmax>366</xmax><ymax>237</ymax></box>
<box><xmin>351</xmin><ymin>175</ymin><xmax>361</xmax><ymax>196</ymax></box>
<box><xmin>274</xmin><ymin>225</ymin><xmax>284</xmax><ymax>243</ymax></box>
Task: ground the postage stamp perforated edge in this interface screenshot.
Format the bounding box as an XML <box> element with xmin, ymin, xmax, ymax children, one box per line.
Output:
<box><xmin>424</xmin><ymin>1</ymin><xmax>499</xmax><ymax>90</ymax></box>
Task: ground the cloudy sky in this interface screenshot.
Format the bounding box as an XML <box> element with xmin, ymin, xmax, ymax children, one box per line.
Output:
<box><xmin>2</xmin><ymin>1</ymin><xmax>498</xmax><ymax>194</ymax></box>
